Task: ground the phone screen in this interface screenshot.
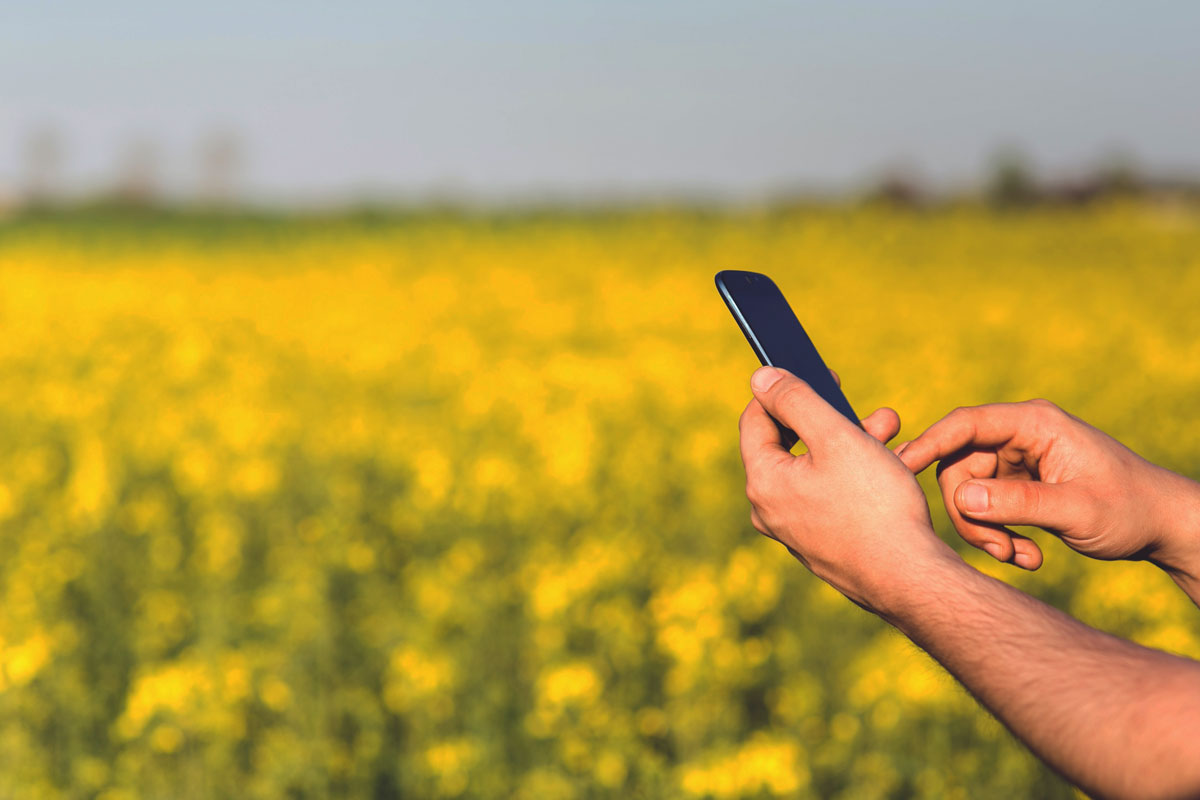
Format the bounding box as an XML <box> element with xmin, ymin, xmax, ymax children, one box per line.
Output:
<box><xmin>715</xmin><ymin>270</ymin><xmax>860</xmax><ymax>437</ymax></box>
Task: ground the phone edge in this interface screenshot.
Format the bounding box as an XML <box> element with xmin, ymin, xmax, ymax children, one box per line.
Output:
<box><xmin>714</xmin><ymin>271</ymin><xmax>772</xmax><ymax>368</ymax></box>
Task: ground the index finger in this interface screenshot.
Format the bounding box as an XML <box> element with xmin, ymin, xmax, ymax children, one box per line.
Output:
<box><xmin>899</xmin><ymin>403</ymin><xmax>1031</xmax><ymax>474</ymax></box>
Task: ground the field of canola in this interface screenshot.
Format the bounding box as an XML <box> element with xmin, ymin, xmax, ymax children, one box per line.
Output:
<box><xmin>0</xmin><ymin>205</ymin><xmax>1198</xmax><ymax>798</ymax></box>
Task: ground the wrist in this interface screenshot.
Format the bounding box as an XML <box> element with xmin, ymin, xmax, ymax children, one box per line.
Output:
<box><xmin>865</xmin><ymin>534</ymin><xmax>968</xmax><ymax>628</ymax></box>
<box><xmin>1146</xmin><ymin>470</ymin><xmax>1200</xmax><ymax>589</ymax></box>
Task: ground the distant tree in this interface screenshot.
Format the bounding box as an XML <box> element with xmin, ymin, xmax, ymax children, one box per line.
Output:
<box><xmin>866</xmin><ymin>166</ymin><xmax>926</xmax><ymax>209</ymax></box>
<box><xmin>1094</xmin><ymin>151</ymin><xmax>1142</xmax><ymax>198</ymax></box>
<box><xmin>986</xmin><ymin>146</ymin><xmax>1038</xmax><ymax>209</ymax></box>
<box><xmin>114</xmin><ymin>137</ymin><xmax>161</xmax><ymax>206</ymax></box>
<box><xmin>197</xmin><ymin>130</ymin><xmax>242</xmax><ymax>207</ymax></box>
<box><xmin>1037</xmin><ymin>152</ymin><xmax>1143</xmax><ymax>208</ymax></box>
<box><xmin>22</xmin><ymin>125</ymin><xmax>65</xmax><ymax>206</ymax></box>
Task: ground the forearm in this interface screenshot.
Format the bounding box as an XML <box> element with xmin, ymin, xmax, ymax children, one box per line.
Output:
<box><xmin>879</xmin><ymin>553</ymin><xmax>1200</xmax><ymax>800</ymax></box>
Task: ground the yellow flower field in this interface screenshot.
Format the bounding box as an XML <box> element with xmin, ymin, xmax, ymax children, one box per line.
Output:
<box><xmin>0</xmin><ymin>204</ymin><xmax>1198</xmax><ymax>798</ymax></box>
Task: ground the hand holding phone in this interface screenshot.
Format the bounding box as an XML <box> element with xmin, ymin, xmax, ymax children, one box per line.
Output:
<box><xmin>715</xmin><ymin>270</ymin><xmax>861</xmax><ymax>447</ymax></box>
<box><xmin>724</xmin><ymin>271</ymin><xmax>938</xmax><ymax>612</ymax></box>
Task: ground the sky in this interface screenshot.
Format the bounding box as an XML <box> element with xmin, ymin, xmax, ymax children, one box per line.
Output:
<box><xmin>1</xmin><ymin>1</ymin><xmax>1197</xmax><ymax>203</ymax></box>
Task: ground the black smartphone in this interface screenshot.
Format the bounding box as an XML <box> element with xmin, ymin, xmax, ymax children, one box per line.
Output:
<box><xmin>715</xmin><ymin>270</ymin><xmax>861</xmax><ymax>447</ymax></box>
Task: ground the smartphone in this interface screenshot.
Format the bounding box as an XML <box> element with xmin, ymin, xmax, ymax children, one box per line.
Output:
<box><xmin>715</xmin><ymin>270</ymin><xmax>861</xmax><ymax>447</ymax></box>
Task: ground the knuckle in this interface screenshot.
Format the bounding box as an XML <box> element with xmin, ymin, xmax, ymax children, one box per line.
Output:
<box><xmin>745</xmin><ymin>476</ymin><xmax>767</xmax><ymax>507</ymax></box>
<box><xmin>1017</xmin><ymin>482</ymin><xmax>1042</xmax><ymax>517</ymax></box>
<box><xmin>737</xmin><ymin>403</ymin><xmax>756</xmax><ymax>434</ymax></box>
<box><xmin>747</xmin><ymin>469</ymin><xmax>787</xmax><ymax>510</ymax></box>
<box><xmin>772</xmin><ymin>382</ymin><xmax>804</xmax><ymax>410</ymax></box>
<box><xmin>1027</xmin><ymin>397</ymin><xmax>1064</xmax><ymax>417</ymax></box>
<box><xmin>944</xmin><ymin>406</ymin><xmax>978</xmax><ymax>432</ymax></box>
<box><xmin>1025</xmin><ymin>399</ymin><xmax>1069</xmax><ymax>438</ymax></box>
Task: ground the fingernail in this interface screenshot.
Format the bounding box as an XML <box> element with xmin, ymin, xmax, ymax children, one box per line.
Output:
<box><xmin>961</xmin><ymin>482</ymin><xmax>989</xmax><ymax>514</ymax></box>
<box><xmin>751</xmin><ymin>366</ymin><xmax>783</xmax><ymax>393</ymax></box>
<box><xmin>1014</xmin><ymin>552</ymin><xmax>1037</xmax><ymax>570</ymax></box>
<box><xmin>983</xmin><ymin>543</ymin><xmax>1005</xmax><ymax>560</ymax></box>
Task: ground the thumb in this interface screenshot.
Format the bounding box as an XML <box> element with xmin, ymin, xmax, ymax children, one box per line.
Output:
<box><xmin>751</xmin><ymin>366</ymin><xmax>851</xmax><ymax>451</ymax></box>
<box><xmin>954</xmin><ymin>478</ymin><xmax>1088</xmax><ymax>533</ymax></box>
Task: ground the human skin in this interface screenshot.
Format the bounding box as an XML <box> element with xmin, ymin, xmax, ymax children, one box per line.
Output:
<box><xmin>895</xmin><ymin>399</ymin><xmax>1200</xmax><ymax>607</ymax></box>
<box><xmin>739</xmin><ymin>366</ymin><xmax>1200</xmax><ymax>799</ymax></box>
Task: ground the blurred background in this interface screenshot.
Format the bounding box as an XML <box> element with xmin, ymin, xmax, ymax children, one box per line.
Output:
<box><xmin>4</xmin><ymin>0</ymin><xmax>1200</xmax><ymax>208</ymax></box>
<box><xmin>1</xmin><ymin>2</ymin><xmax>1199</xmax><ymax>798</ymax></box>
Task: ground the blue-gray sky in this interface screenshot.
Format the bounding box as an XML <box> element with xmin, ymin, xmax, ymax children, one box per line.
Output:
<box><xmin>2</xmin><ymin>1</ymin><xmax>1197</xmax><ymax>202</ymax></box>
